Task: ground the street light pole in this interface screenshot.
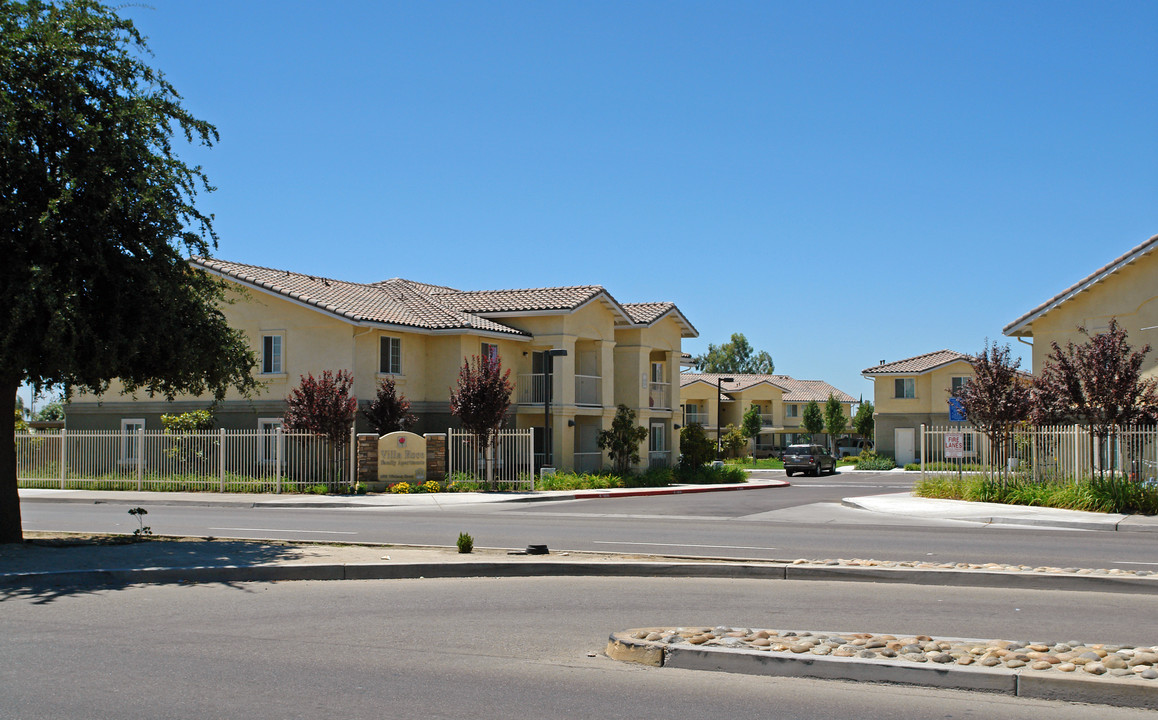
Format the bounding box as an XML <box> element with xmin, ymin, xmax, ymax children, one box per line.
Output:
<box><xmin>543</xmin><ymin>349</ymin><xmax>568</xmax><ymax>468</ymax></box>
<box><xmin>717</xmin><ymin>376</ymin><xmax>734</xmax><ymax>460</ymax></box>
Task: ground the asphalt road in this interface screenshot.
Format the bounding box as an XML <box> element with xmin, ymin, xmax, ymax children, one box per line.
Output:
<box><xmin>19</xmin><ymin>472</ymin><xmax>1158</xmax><ymax>569</ymax></box>
<box><xmin>5</xmin><ymin>576</ymin><xmax>1158</xmax><ymax>720</ymax></box>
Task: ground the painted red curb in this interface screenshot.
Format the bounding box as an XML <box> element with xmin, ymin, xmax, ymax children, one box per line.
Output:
<box><xmin>573</xmin><ymin>482</ymin><xmax>791</xmax><ymax>500</ymax></box>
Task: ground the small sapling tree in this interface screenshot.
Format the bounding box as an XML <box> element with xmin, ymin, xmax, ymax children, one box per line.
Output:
<box><xmin>741</xmin><ymin>405</ymin><xmax>763</xmax><ymax>456</ymax></box>
<box><xmin>802</xmin><ymin>400</ymin><xmax>825</xmax><ymax>443</ymax></box>
<box><xmin>598</xmin><ymin>405</ymin><xmax>649</xmax><ymax>476</ymax></box>
<box><xmin>823</xmin><ymin>394</ymin><xmax>848</xmax><ymax>455</ymax></box>
<box><xmin>853</xmin><ymin>400</ymin><xmax>875</xmax><ymax>444</ymax></box>
<box><xmin>679</xmin><ymin>423</ymin><xmax>715</xmax><ymax>470</ymax></box>
<box><xmin>1032</xmin><ymin>319</ymin><xmax>1158</xmax><ymax>477</ymax></box>
<box><xmin>449</xmin><ymin>355</ymin><xmax>513</xmax><ymax>486</ymax></box>
<box><xmin>951</xmin><ymin>342</ymin><xmax>1031</xmax><ymax>479</ymax></box>
<box><xmin>283</xmin><ymin>370</ymin><xmax>358</xmax><ymax>488</ymax></box>
<box><xmin>363</xmin><ymin>377</ymin><xmax>416</xmax><ymax>436</ymax></box>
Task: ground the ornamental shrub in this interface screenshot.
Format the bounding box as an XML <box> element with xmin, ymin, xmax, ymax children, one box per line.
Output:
<box><xmin>390</xmin><ymin>482</ymin><xmax>412</xmax><ymax>494</ymax></box>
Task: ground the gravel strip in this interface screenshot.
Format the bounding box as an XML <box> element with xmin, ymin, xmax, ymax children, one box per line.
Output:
<box><xmin>626</xmin><ymin>627</ymin><xmax>1158</xmax><ymax>679</ymax></box>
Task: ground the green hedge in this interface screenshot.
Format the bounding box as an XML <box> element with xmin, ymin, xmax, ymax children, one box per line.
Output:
<box><xmin>914</xmin><ymin>474</ymin><xmax>1158</xmax><ymax>515</ymax></box>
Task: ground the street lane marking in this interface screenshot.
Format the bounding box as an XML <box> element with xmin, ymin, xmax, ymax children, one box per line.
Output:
<box><xmin>593</xmin><ymin>541</ymin><xmax>777</xmax><ymax>551</ymax></box>
<box><xmin>208</xmin><ymin>527</ymin><xmax>357</xmax><ymax>534</ymax></box>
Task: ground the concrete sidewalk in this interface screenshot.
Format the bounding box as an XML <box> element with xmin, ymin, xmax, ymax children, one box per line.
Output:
<box><xmin>842</xmin><ymin>492</ymin><xmax>1158</xmax><ymax>532</ymax></box>
<box><xmin>17</xmin><ymin>479</ymin><xmax>790</xmax><ymax>509</ymax></box>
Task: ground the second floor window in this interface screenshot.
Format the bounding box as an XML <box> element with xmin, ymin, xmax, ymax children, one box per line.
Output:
<box><xmin>380</xmin><ymin>336</ymin><xmax>401</xmax><ymax>374</ymax></box>
<box><xmin>951</xmin><ymin>376</ymin><xmax>969</xmax><ymax>394</ymax></box>
<box><xmin>481</xmin><ymin>342</ymin><xmax>499</xmax><ymax>361</ymax></box>
<box><xmin>261</xmin><ymin>334</ymin><xmax>283</xmax><ymax>374</ymax></box>
<box><xmin>786</xmin><ymin>404</ymin><xmax>798</xmax><ymax>418</ymax></box>
<box><xmin>895</xmin><ymin>378</ymin><xmax>916</xmax><ymax>399</ymax></box>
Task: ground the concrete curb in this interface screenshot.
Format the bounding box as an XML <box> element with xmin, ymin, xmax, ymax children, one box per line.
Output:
<box><xmin>573</xmin><ymin>481</ymin><xmax>789</xmax><ymax>499</ymax></box>
<box><xmin>840</xmin><ymin>496</ymin><xmax>1158</xmax><ymax>533</ymax></box>
<box><xmin>605</xmin><ymin>629</ymin><xmax>1158</xmax><ymax>709</ymax></box>
<box><xmin>4</xmin><ymin>557</ymin><xmax>1156</xmax><ymax>594</ymax></box>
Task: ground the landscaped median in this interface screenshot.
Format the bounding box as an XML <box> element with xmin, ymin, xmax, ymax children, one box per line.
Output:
<box><xmin>606</xmin><ymin>627</ymin><xmax>1158</xmax><ymax>709</ymax></box>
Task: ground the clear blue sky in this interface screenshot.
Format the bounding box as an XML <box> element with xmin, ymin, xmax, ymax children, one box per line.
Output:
<box><xmin>19</xmin><ymin>0</ymin><xmax>1158</xmax><ymax>413</ymax></box>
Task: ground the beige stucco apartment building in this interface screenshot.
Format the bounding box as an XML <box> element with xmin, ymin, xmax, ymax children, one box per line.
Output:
<box><xmin>65</xmin><ymin>258</ymin><xmax>697</xmax><ymax>473</ymax></box>
<box><xmin>861</xmin><ymin>350</ymin><xmax>977</xmax><ymax>465</ymax></box>
<box><xmin>1004</xmin><ymin>233</ymin><xmax>1158</xmax><ymax>380</ymax></box>
<box><xmin>679</xmin><ymin>373</ymin><xmax>856</xmax><ymax>453</ymax></box>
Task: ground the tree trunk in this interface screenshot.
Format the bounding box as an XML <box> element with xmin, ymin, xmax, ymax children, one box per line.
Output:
<box><xmin>1</xmin><ymin>379</ymin><xmax>24</xmax><ymax>544</ymax></box>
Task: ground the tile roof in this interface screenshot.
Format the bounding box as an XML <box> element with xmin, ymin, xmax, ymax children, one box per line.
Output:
<box><xmin>428</xmin><ymin>285</ymin><xmax>609</xmax><ymax>314</ymax></box>
<box><xmin>1003</xmin><ymin>233</ymin><xmax>1158</xmax><ymax>336</ymax></box>
<box><xmin>680</xmin><ymin>373</ymin><xmax>855</xmax><ymax>403</ymax></box>
<box><xmin>861</xmin><ymin>350</ymin><xmax>972</xmax><ymax>375</ymax></box>
<box><xmin>193</xmin><ymin>258</ymin><xmax>528</xmax><ymax>336</ymax></box>
<box><xmin>622</xmin><ymin>302</ymin><xmax>699</xmax><ymax>337</ymax></box>
<box><xmin>192</xmin><ymin>258</ymin><xmax>697</xmax><ymax>338</ymax></box>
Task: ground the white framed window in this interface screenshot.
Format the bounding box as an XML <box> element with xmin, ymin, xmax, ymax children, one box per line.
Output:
<box><xmin>649</xmin><ymin>423</ymin><xmax>666</xmax><ymax>452</ymax></box>
<box><xmin>120</xmin><ymin>418</ymin><xmax>144</xmax><ymax>463</ymax></box>
<box><xmin>258</xmin><ymin>418</ymin><xmax>284</xmax><ymax>463</ymax></box>
<box><xmin>261</xmin><ymin>334</ymin><xmax>283</xmax><ymax>374</ymax></box>
<box><xmin>951</xmin><ymin>376</ymin><xmax>969</xmax><ymax>394</ymax></box>
<box><xmin>380</xmin><ymin>336</ymin><xmax>401</xmax><ymax>374</ymax></box>
<box><xmin>895</xmin><ymin>378</ymin><xmax>916</xmax><ymax>399</ymax></box>
<box><xmin>785</xmin><ymin>404</ymin><xmax>799</xmax><ymax>418</ymax></box>
<box><xmin>481</xmin><ymin>342</ymin><xmax>499</xmax><ymax>361</ymax></box>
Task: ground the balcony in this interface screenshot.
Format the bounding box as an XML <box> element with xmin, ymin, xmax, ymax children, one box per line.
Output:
<box><xmin>683</xmin><ymin>411</ymin><xmax>709</xmax><ymax>426</ymax></box>
<box><xmin>648</xmin><ymin>382</ymin><xmax>671</xmax><ymax>410</ymax></box>
<box><xmin>759</xmin><ymin>414</ymin><xmax>775</xmax><ymax>425</ymax></box>
<box><xmin>517</xmin><ymin>373</ymin><xmax>603</xmax><ymax>407</ymax></box>
<box><xmin>575</xmin><ymin>374</ymin><xmax>601</xmax><ymax>407</ymax></box>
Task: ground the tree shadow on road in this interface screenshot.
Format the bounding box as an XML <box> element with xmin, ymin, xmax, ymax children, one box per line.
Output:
<box><xmin>0</xmin><ymin>536</ymin><xmax>308</xmax><ymax>604</ymax></box>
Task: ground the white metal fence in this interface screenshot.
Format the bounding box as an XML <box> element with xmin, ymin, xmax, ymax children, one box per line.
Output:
<box><xmin>446</xmin><ymin>428</ymin><xmax>534</xmax><ymax>490</ymax></box>
<box><xmin>16</xmin><ymin>428</ymin><xmax>355</xmax><ymax>492</ymax></box>
<box><xmin>921</xmin><ymin>424</ymin><xmax>1158</xmax><ymax>483</ymax></box>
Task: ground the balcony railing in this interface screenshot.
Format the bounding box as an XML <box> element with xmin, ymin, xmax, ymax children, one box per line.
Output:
<box><xmin>759</xmin><ymin>414</ymin><xmax>775</xmax><ymax>425</ymax></box>
<box><xmin>648</xmin><ymin>450</ymin><xmax>671</xmax><ymax>469</ymax></box>
<box><xmin>517</xmin><ymin>373</ymin><xmax>603</xmax><ymax>407</ymax></box>
<box><xmin>575</xmin><ymin>374</ymin><xmax>601</xmax><ymax>406</ymax></box>
<box><xmin>648</xmin><ymin>382</ymin><xmax>671</xmax><ymax>410</ymax></box>
<box><xmin>517</xmin><ymin>373</ymin><xmax>548</xmax><ymax>405</ymax></box>
<box><xmin>683</xmin><ymin>411</ymin><xmax>709</xmax><ymax>426</ymax></box>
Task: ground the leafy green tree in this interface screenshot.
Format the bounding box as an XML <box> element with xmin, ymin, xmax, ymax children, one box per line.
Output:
<box><xmin>853</xmin><ymin>400</ymin><xmax>875</xmax><ymax>441</ymax></box>
<box><xmin>33</xmin><ymin>400</ymin><xmax>65</xmax><ymax>422</ymax></box>
<box><xmin>720</xmin><ymin>423</ymin><xmax>747</xmax><ymax>459</ymax></box>
<box><xmin>823</xmin><ymin>394</ymin><xmax>847</xmax><ymax>454</ymax></box>
<box><xmin>363</xmin><ymin>377</ymin><xmax>416</xmax><ymax>436</ymax></box>
<box><xmin>14</xmin><ymin>401</ymin><xmax>27</xmax><ymax>434</ymax></box>
<box><xmin>802</xmin><ymin>400</ymin><xmax>825</xmax><ymax>442</ymax></box>
<box><xmin>679</xmin><ymin>423</ymin><xmax>714</xmax><ymax>469</ymax></box>
<box><xmin>160</xmin><ymin>409</ymin><xmax>215</xmax><ymax>471</ymax></box>
<box><xmin>1</xmin><ymin>1</ymin><xmax>259</xmax><ymax>543</ymax></box>
<box><xmin>598</xmin><ymin>404</ymin><xmax>649</xmax><ymax>475</ymax></box>
<box><xmin>741</xmin><ymin>405</ymin><xmax>763</xmax><ymax>454</ymax></box>
<box><xmin>693</xmin><ymin>333</ymin><xmax>774</xmax><ymax>374</ymax></box>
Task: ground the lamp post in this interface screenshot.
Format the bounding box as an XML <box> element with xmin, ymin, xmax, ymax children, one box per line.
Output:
<box><xmin>717</xmin><ymin>376</ymin><xmax>734</xmax><ymax>460</ymax></box>
<box><xmin>542</xmin><ymin>349</ymin><xmax>568</xmax><ymax>468</ymax></box>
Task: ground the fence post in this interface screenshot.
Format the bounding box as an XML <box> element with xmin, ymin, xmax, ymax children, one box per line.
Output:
<box><xmin>275</xmin><ymin>427</ymin><xmax>282</xmax><ymax>494</ymax></box>
<box><xmin>59</xmin><ymin>428</ymin><xmax>67</xmax><ymax>489</ymax></box>
<box><xmin>219</xmin><ymin>428</ymin><xmax>226</xmax><ymax>492</ymax></box>
<box><xmin>136</xmin><ymin>426</ymin><xmax>144</xmax><ymax>491</ymax></box>
<box><xmin>919</xmin><ymin>424</ymin><xmax>925</xmax><ymax>479</ymax></box>
<box><xmin>350</xmin><ymin>426</ymin><xmax>356</xmax><ymax>488</ymax></box>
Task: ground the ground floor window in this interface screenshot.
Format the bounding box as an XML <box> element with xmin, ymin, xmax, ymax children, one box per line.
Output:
<box><xmin>259</xmin><ymin>418</ymin><xmax>284</xmax><ymax>462</ymax></box>
<box><xmin>120</xmin><ymin>418</ymin><xmax>144</xmax><ymax>463</ymax></box>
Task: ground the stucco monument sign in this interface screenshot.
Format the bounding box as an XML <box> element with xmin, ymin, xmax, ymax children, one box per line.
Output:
<box><xmin>378</xmin><ymin>432</ymin><xmax>427</xmax><ymax>483</ymax></box>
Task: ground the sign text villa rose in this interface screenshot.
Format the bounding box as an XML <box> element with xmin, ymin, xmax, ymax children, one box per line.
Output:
<box><xmin>378</xmin><ymin>432</ymin><xmax>427</xmax><ymax>483</ymax></box>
